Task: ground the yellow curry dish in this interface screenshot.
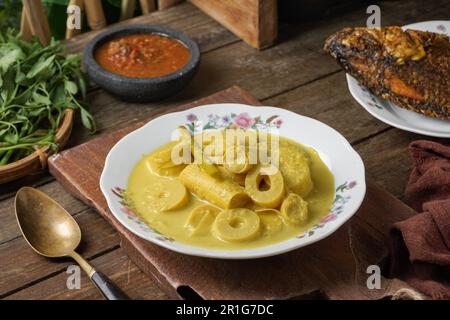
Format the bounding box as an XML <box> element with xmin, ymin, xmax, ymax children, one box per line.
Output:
<box><xmin>125</xmin><ymin>128</ymin><xmax>335</xmax><ymax>250</ymax></box>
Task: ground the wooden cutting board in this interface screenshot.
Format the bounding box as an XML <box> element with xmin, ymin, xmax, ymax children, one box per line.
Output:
<box><xmin>48</xmin><ymin>86</ymin><xmax>419</xmax><ymax>300</ymax></box>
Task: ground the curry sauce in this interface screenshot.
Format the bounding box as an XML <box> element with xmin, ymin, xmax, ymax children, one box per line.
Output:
<box><xmin>126</xmin><ymin>133</ymin><xmax>335</xmax><ymax>250</ymax></box>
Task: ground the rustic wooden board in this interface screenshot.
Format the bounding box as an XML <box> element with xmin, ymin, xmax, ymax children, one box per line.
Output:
<box><xmin>190</xmin><ymin>0</ymin><xmax>277</xmax><ymax>49</ymax></box>
<box><xmin>48</xmin><ymin>86</ymin><xmax>419</xmax><ymax>299</ymax></box>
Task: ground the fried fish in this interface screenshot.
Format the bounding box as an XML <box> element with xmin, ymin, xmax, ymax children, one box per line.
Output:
<box><xmin>324</xmin><ymin>26</ymin><xmax>450</xmax><ymax>120</ymax></box>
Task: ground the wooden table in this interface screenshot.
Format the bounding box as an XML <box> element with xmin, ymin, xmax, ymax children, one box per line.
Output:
<box><xmin>0</xmin><ymin>0</ymin><xmax>448</xmax><ymax>300</ymax></box>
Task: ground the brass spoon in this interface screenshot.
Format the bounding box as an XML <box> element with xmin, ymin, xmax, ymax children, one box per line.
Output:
<box><xmin>15</xmin><ymin>187</ymin><xmax>129</xmax><ymax>300</ymax></box>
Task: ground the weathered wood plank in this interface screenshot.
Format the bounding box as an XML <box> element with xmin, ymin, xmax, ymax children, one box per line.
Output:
<box><xmin>0</xmin><ymin>208</ymin><xmax>119</xmax><ymax>297</ymax></box>
<box><xmin>0</xmin><ymin>174</ymin><xmax>53</xmax><ymax>202</ymax></box>
<box><xmin>264</xmin><ymin>71</ymin><xmax>390</xmax><ymax>144</ymax></box>
<box><xmin>355</xmin><ymin>130</ymin><xmax>448</xmax><ymax>201</ymax></box>
<box><xmin>4</xmin><ymin>248</ymin><xmax>169</xmax><ymax>300</ymax></box>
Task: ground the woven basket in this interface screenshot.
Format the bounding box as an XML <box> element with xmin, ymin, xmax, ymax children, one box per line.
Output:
<box><xmin>0</xmin><ymin>109</ymin><xmax>74</xmax><ymax>184</ymax></box>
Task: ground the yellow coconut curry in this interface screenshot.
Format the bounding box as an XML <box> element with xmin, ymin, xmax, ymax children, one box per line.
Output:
<box><xmin>126</xmin><ymin>128</ymin><xmax>335</xmax><ymax>250</ymax></box>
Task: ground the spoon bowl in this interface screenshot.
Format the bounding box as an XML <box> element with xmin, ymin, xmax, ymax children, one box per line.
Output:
<box><xmin>15</xmin><ymin>187</ymin><xmax>81</xmax><ymax>258</ymax></box>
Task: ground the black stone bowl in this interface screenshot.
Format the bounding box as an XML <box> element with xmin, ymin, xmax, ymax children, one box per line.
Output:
<box><xmin>83</xmin><ymin>25</ymin><xmax>200</xmax><ymax>103</ymax></box>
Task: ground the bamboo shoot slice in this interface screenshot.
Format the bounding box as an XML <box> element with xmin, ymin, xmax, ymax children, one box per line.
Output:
<box><xmin>180</xmin><ymin>164</ymin><xmax>249</xmax><ymax>209</ymax></box>
<box><xmin>185</xmin><ymin>205</ymin><xmax>220</xmax><ymax>236</ymax></box>
<box><xmin>147</xmin><ymin>141</ymin><xmax>186</xmax><ymax>176</ymax></box>
<box><xmin>217</xmin><ymin>166</ymin><xmax>246</xmax><ymax>186</ymax></box>
<box><xmin>280</xmin><ymin>193</ymin><xmax>309</xmax><ymax>226</ymax></box>
<box><xmin>256</xmin><ymin>209</ymin><xmax>283</xmax><ymax>236</ymax></box>
<box><xmin>279</xmin><ymin>143</ymin><xmax>313</xmax><ymax>197</ymax></box>
<box><xmin>245</xmin><ymin>165</ymin><xmax>285</xmax><ymax>208</ymax></box>
<box><xmin>212</xmin><ymin>209</ymin><xmax>260</xmax><ymax>242</ymax></box>
<box><xmin>143</xmin><ymin>179</ymin><xmax>189</xmax><ymax>212</ymax></box>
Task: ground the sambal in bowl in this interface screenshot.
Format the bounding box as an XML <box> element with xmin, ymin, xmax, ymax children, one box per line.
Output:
<box><xmin>83</xmin><ymin>25</ymin><xmax>200</xmax><ymax>102</ymax></box>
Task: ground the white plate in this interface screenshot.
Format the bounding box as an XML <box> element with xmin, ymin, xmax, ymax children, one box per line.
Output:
<box><xmin>347</xmin><ymin>21</ymin><xmax>450</xmax><ymax>138</ymax></box>
<box><xmin>100</xmin><ymin>104</ymin><xmax>366</xmax><ymax>259</ymax></box>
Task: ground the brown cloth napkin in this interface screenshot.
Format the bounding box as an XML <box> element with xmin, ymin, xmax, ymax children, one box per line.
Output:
<box><xmin>389</xmin><ymin>140</ymin><xmax>450</xmax><ymax>300</ymax></box>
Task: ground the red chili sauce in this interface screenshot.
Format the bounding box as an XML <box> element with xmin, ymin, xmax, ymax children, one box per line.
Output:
<box><xmin>95</xmin><ymin>34</ymin><xmax>191</xmax><ymax>78</ymax></box>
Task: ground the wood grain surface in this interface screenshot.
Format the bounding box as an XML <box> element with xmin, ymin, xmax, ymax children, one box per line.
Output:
<box><xmin>1</xmin><ymin>0</ymin><xmax>448</xmax><ymax>300</ymax></box>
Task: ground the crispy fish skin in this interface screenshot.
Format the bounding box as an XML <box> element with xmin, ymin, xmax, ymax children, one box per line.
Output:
<box><xmin>324</xmin><ymin>27</ymin><xmax>450</xmax><ymax>120</ymax></box>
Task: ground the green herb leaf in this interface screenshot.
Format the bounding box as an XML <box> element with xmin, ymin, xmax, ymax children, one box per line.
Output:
<box><xmin>64</xmin><ymin>54</ymin><xmax>79</xmax><ymax>65</ymax></box>
<box><xmin>80</xmin><ymin>107</ymin><xmax>97</xmax><ymax>133</ymax></box>
<box><xmin>52</xmin><ymin>84</ymin><xmax>66</xmax><ymax>104</ymax></box>
<box><xmin>0</xmin><ymin>45</ymin><xmax>24</xmax><ymax>73</ymax></box>
<box><xmin>32</xmin><ymin>91</ymin><xmax>51</xmax><ymax>105</ymax></box>
<box><xmin>15</xmin><ymin>66</ymin><xmax>26</xmax><ymax>83</ymax></box>
<box><xmin>64</xmin><ymin>80</ymin><xmax>78</xmax><ymax>95</ymax></box>
<box><xmin>26</xmin><ymin>55</ymin><xmax>55</xmax><ymax>79</ymax></box>
<box><xmin>4</xmin><ymin>133</ymin><xmax>18</xmax><ymax>145</ymax></box>
<box><xmin>1</xmin><ymin>68</ymin><xmax>14</xmax><ymax>101</ymax></box>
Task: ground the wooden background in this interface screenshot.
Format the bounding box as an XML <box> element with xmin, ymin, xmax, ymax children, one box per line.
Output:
<box><xmin>0</xmin><ymin>0</ymin><xmax>449</xmax><ymax>299</ymax></box>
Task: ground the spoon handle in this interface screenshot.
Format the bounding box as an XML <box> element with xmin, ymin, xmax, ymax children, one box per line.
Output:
<box><xmin>91</xmin><ymin>271</ymin><xmax>130</xmax><ymax>300</ymax></box>
<box><xmin>70</xmin><ymin>251</ymin><xmax>129</xmax><ymax>300</ymax></box>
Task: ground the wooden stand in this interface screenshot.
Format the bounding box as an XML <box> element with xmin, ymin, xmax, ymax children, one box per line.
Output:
<box><xmin>21</xmin><ymin>0</ymin><xmax>51</xmax><ymax>45</ymax></box>
<box><xmin>190</xmin><ymin>0</ymin><xmax>278</xmax><ymax>49</ymax></box>
<box><xmin>66</xmin><ymin>0</ymin><xmax>84</xmax><ymax>39</ymax></box>
<box><xmin>65</xmin><ymin>0</ymin><xmax>175</xmax><ymax>39</ymax></box>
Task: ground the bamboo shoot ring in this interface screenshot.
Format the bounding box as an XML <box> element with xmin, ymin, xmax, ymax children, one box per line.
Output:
<box><xmin>245</xmin><ymin>165</ymin><xmax>285</xmax><ymax>208</ymax></box>
<box><xmin>212</xmin><ymin>209</ymin><xmax>260</xmax><ymax>242</ymax></box>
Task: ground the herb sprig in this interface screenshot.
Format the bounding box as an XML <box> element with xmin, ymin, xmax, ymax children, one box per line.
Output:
<box><xmin>0</xmin><ymin>29</ymin><xmax>96</xmax><ymax>166</ymax></box>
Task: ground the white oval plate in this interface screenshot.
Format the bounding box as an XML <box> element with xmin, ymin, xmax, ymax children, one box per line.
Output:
<box><xmin>100</xmin><ymin>104</ymin><xmax>366</xmax><ymax>259</ymax></box>
<box><xmin>347</xmin><ymin>21</ymin><xmax>450</xmax><ymax>138</ymax></box>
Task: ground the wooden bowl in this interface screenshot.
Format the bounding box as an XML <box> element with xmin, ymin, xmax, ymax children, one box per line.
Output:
<box><xmin>0</xmin><ymin>109</ymin><xmax>74</xmax><ymax>184</ymax></box>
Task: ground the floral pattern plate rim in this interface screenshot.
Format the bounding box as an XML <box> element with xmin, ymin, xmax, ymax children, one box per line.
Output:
<box><xmin>346</xmin><ymin>21</ymin><xmax>450</xmax><ymax>138</ymax></box>
<box><xmin>100</xmin><ymin>103</ymin><xmax>366</xmax><ymax>259</ymax></box>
